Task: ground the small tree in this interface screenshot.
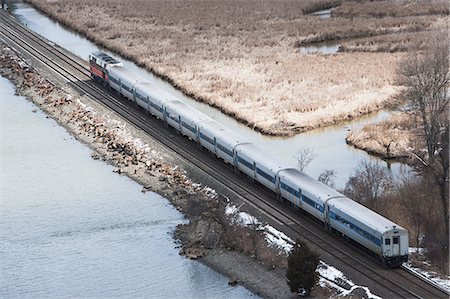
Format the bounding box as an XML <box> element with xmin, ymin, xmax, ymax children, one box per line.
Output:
<box><xmin>286</xmin><ymin>240</ymin><xmax>320</xmax><ymax>295</ymax></box>
<box><xmin>296</xmin><ymin>148</ymin><xmax>317</xmax><ymax>171</ymax></box>
<box><xmin>344</xmin><ymin>159</ymin><xmax>393</xmax><ymax>209</ymax></box>
<box><xmin>318</xmin><ymin>169</ymin><xmax>336</xmax><ymax>188</ymax></box>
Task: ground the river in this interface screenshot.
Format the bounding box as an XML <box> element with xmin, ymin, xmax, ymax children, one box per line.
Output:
<box><xmin>8</xmin><ymin>0</ymin><xmax>410</xmax><ymax>188</ymax></box>
<box><xmin>0</xmin><ymin>77</ymin><xmax>256</xmax><ymax>298</ymax></box>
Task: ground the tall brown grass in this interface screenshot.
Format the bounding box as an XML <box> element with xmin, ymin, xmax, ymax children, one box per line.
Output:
<box><xmin>346</xmin><ymin>112</ymin><xmax>414</xmax><ymax>159</ymax></box>
<box><xmin>25</xmin><ymin>0</ymin><xmax>447</xmax><ymax>135</ymax></box>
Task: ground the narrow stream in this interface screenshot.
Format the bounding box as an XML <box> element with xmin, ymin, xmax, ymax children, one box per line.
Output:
<box><xmin>9</xmin><ymin>0</ymin><xmax>411</xmax><ymax>187</ymax></box>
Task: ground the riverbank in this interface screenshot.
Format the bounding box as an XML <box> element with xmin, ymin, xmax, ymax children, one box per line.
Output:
<box><xmin>21</xmin><ymin>0</ymin><xmax>447</xmax><ymax>136</ymax></box>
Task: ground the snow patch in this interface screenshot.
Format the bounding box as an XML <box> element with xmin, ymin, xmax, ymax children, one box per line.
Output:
<box><xmin>318</xmin><ymin>261</ymin><xmax>382</xmax><ymax>299</ymax></box>
<box><xmin>403</xmin><ymin>263</ymin><xmax>450</xmax><ymax>293</ymax></box>
<box><xmin>263</xmin><ymin>224</ymin><xmax>293</xmax><ymax>253</ymax></box>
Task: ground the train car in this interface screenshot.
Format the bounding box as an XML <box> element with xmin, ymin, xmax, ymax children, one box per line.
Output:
<box><xmin>326</xmin><ymin>196</ymin><xmax>409</xmax><ymax>266</ymax></box>
<box><xmin>163</xmin><ymin>100</ymin><xmax>211</xmax><ymax>141</ymax></box>
<box><xmin>107</xmin><ymin>66</ymin><xmax>144</xmax><ymax>100</ymax></box>
<box><xmin>197</xmin><ymin>120</ymin><xmax>249</xmax><ymax>165</ymax></box>
<box><xmin>280</xmin><ymin>169</ymin><xmax>340</xmax><ymax>222</ymax></box>
<box><xmin>235</xmin><ymin>144</ymin><xmax>288</xmax><ymax>190</ymax></box>
<box><xmin>137</xmin><ymin>85</ymin><xmax>173</xmax><ymax>120</ymax></box>
<box><xmin>134</xmin><ymin>82</ymin><xmax>153</xmax><ymax>111</ymax></box>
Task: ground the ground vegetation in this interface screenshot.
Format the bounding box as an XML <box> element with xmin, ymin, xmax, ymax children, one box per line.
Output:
<box><xmin>25</xmin><ymin>0</ymin><xmax>447</xmax><ymax>135</ymax></box>
<box><xmin>286</xmin><ymin>240</ymin><xmax>320</xmax><ymax>295</ymax></box>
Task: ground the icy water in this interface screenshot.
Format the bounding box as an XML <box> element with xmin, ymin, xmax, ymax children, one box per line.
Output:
<box><xmin>9</xmin><ymin>0</ymin><xmax>410</xmax><ymax>187</ymax></box>
<box><xmin>0</xmin><ymin>77</ymin><xmax>256</xmax><ymax>298</ymax></box>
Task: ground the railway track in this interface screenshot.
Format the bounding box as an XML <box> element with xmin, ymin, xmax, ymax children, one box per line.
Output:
<box><xmin>1</xmin><ymin>10</ymin><xmax>448</xmax><ymax>299</ymax></box>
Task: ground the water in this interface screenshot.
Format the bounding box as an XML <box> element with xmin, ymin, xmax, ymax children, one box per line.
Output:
<box><xmin>0</xmin><ymin>77</ymin><xmax>256</xmax><ymax>298</ymax></box>
<box><xmin>299</xmin><ymin>41</ymin><xmax>340</xmax><ymax>54</ymax></box>
<box><xmin>310</xmin><ymin>8</ymin><xmax>332</xmax><ymax>19</ymax></box>
<box><xmin>9</xmin><ymin>0</ymin><xmax>410</xmax><ymax>187</ymax></box>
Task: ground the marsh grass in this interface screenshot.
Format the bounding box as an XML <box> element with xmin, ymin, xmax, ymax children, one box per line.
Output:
<box><xmin>346</xmin><ymin>112</ymin><xmax>415</xmax><ymax>159</ymax></box>
<box><xmin>25</xmin><ymin>0</ymin><xmax>447</xmax><ymax>135</ymax></box>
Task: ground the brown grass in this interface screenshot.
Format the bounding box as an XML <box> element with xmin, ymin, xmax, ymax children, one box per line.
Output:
<box><xmin>25</xmin><ymin>0</ymin><xmax>447</xmax><ymax>135</ymax></box>
<box><xmin>333</xmin><ymin>0</ymin><xmax>449</xmax><ymax>18</ymax></box>
<box><xmin>345</xmin><ymin>112</ymin><xmax>415</xmax><ymax>159</ymax></box>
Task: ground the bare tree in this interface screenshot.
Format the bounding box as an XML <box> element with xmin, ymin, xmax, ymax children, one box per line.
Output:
<box><xmin>295</xmin><ymin>147</ymin><xmax>317</xmax><ymax>171</ymax></box>
<box><xmin>344</xmin><ymin>159</ymin><xmax>393</xmax><ymax>209</ymax></box>
<box><xmin>318</xmin><ymin>169</ymin><xmax>336</xmax><ymax>188</ymax></box>
<box><xmin>396</xmin><ymin>176</ymin><xmax>435</xmax><ymax>247</ymax></box>
<box><xmin>396</xmin><ymin>29</ymin><xmax>449</xmax><ymax>238</ymax></box>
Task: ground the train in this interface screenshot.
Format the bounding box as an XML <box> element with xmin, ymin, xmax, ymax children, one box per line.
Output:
<box><xmin>89</xmin><ymin>51</ymin><xmax>409</xmax><ymax>267</ymax></box>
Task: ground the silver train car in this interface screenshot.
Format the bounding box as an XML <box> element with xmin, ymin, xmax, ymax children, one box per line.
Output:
<box><xmin>89</xmin><ymin>51</ymin><xmax>409</xmax><ymax>267</ymax></box>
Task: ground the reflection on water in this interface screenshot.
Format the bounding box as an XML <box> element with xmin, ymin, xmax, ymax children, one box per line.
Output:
<box><xmin>0</xmin><ymin>77</ymin><xmax>256</xmax><ymax>298</ymax></box>
<box><xmin>310</xmin><ymin>8</ymin><xmax>332</xmax><ymax>19</ymax></box>
<box><xmin>10</xmin><ymin>0</ymin><xmax>410</xmax><ymax>187</ymax></box>
<box><xmin>299</xmin><ymin>42</ymin><xmax>340</xmax><ymax>54</ymax></box>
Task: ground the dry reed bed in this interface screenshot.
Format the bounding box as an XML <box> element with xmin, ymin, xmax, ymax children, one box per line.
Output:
<box><xmin>332</xmin><ymin>0</ymin><xmax>449</xmax><ymax>18</ymax></box>
<box><xmin>346</xmin><ymin>112</ymin><xmax>415</xmax><ymax>159</ymax></box>
<box><xmin>25</xmin><ymin>0</ymin><xmax>447</xmax><ymax>135</ymax></box>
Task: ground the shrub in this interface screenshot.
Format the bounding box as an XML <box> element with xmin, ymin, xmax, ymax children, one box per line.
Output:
<box><xmin>286</xmin><ymin>240</ymin><xmax>320</xmax><ymax>295</ymax></box>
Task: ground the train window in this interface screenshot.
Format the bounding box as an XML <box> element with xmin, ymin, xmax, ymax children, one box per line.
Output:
<box><xmin>393</xmin><ymin>237</ymin><xmax>399</xmax><ymax>244</ymax></box>
<box><xmin>385</xmin><ymin>239</ymin><xmax>390</xmax><ymax>245</ymax></box>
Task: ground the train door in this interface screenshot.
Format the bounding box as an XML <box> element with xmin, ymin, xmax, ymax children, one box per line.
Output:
<box><xmin>392</xmin><ymin>236</ymin><xmax>400</xmax><ymax>256</ymax></box>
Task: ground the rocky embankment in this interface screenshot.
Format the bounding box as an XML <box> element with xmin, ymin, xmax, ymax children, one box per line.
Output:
<box><xmin>0</xmin><ymin>44</ymin><xmax>297</xmax><ymax>298</ymax></box>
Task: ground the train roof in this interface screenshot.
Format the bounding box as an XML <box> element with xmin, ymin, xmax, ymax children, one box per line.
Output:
<box><xmin>166</xmin><ymin>100</ymin><xmax>212</xmax><ymax>123</ymax></box>
<box><xmin>199</xmin><ymin>120</ymin><xmax>248</xmax><ymax>145</ymax></box>
<box><xmin>328</xmin><ymin>197</ymin><xmax>407</xmax><ymax>233</ymax></box>
<box><xmin>108</xmin><ymin>66</ymin><xmax>144</xmax><ymax>84</ymax></box>
<box><xmin>279</xmin><ymin>168</ymin><xmax>344</xmax><ymax>202</ymax></box>
<box><xmin>90</xmin><ymin>51</ymin><xmax>122</xmax><ymax>66</ymax></box>
<box><xmin>236</xmin><ymin>143</ymin><xmax>290</xmax><ymax>171</ymax></box>
<box><xmin>135</xmin><ymin>83</ymin><xmax>176</xmax><ymax>101</ymax></box>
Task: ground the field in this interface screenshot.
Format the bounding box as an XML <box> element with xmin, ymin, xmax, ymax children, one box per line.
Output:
<box><xmin>25</xmin><ymin>0</ymin><xmax>448</xmax><ymax>135</ymax></box>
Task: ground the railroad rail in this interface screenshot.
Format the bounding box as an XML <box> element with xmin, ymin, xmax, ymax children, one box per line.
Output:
<box><xmin>1</xmin><ymin>10</ymin><xmax>448</xmax><ymax>299</ymax></box>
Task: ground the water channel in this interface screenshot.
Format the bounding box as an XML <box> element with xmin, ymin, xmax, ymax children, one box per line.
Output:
<box><xmin>9</xmin><ymin>0</ymin><xmax>410</xmax><ymax>188</ymax></box>
<box><xmin>0</xmin><ymin>77</ymin><xmax>256</xmax><ymax>298</ymax></box>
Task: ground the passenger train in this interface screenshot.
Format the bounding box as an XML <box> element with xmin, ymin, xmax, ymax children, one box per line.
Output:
<box><xmin>89</xmin><ymin>51</ymin><xmax>409</xmax><ymax>267</ymax></box>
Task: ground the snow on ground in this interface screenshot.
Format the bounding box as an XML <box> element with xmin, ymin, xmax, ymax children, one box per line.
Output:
<box><xmin>403</xmin><ymin>263</ymin><xmax>450</xmax><ymax>293</ymax></box>
<box><xmin>225</xmin><ymin>204</ymin><xmax>382</xmax><ymax>297</ymax></box>
<box><xmin>403</xmin><ymin>248</ymin><xmax>450</xmax><ymax>293</ymax></box>
<box><xmin>318</xmin><ymin>261</ymin><xmax>382</xmax><ymax>299</ymax></box>
<box><xmin>263</xmin><ymin>224</ymin><xmax>293</xmax><ymax>253</ymax></box>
